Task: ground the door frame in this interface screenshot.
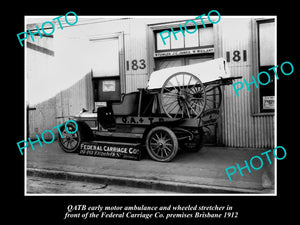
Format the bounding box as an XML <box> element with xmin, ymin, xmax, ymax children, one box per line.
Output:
<box><xmin>89</xmin><ymin>32</ymin><xmax>126</xmax><ymax>95</ymax></box>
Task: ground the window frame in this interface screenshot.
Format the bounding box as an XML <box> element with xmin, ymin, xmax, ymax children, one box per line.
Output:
<box><xmin>251</xmin><ymin>18</ymin><xmax>276</xmax><ymax>116</ymax></box>
<box><xmin>154</xmin><ymin>23</ymin><xmax>214</xmax><ymax>53</ymax></box>
<box><xmin>89</xmin><ymin>32</ymin><xmax>125</xmax><ymax>105</ymax></box>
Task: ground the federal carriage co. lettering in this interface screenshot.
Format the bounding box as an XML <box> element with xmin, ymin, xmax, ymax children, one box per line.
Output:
<box><xmin>79</xmin><ymin>141</ymin><xmax>141</xmax><ymax>160</ymax></box>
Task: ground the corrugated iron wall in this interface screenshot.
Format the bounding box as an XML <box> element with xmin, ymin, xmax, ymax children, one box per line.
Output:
<box><xmin>55</xmin><ymin>72</ymin><xmax>94</xmax><ymax>125</ymax></box>
<box><xmin>28</xmin><ymin>96</ymin><xmax>57</xmax><ymax>140</ymax></box>
<box><xmin>28</xmin><ymin>72</ymin><xmax>93</xmax><ymax>139</ymax></box>
<box><xmin>220</xmin><ymin>86</ymin><xmax>274</xmax><ymax>148</ymax></box>
<box><xmin>124</xmin><ymin>19</ymin><xmax>149</xmax><ymax>93</ymax></box>
<box><xmin>217</xmin><ymin>18</ymin><xmax>274</xmax><ymax>148</ymax></box>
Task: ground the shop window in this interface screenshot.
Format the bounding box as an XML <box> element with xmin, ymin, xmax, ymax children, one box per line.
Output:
<box><xmin>185</xmin><ymin>28</ymin><xmax>198</xmax><ymax>48</ymax></box>
<box><xmin>170</xmin><ymin>31</ymin><xmax>184</xmax><ymax>49</ymax></box>
<box><xmin>199</xmin><ymin>26</ymin><xmax>214</xmax><ymax>46</ymax></box>
<box><xmin>257</xmin><ymin>19</ymin><xmax>275</xmax><ymax>113</ymax></box>
<box><xmin>155</xmin><ymin>24</ymin><xmax>213</xmax><ymax>51</ymax></box>
<box><xmin>156</xmin><ymin>33</ymin><xmax>170</xmax><ymax>50</ymax></box>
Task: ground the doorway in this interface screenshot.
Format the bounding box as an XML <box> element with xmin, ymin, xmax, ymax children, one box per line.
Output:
<box><xmin>89</xmin><ymin>33</ymin><xmax>125</xmax><ymax>109</ymax></box>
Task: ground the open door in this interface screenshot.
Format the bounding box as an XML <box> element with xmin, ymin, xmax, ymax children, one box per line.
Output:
<box><xmin>89</xmin><ymin>36</ymin><xmax>124</xmax><ymax>109</ymax></box>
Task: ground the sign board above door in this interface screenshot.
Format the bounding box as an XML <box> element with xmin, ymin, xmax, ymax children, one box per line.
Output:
<box><xmin>154</xmin><ymin>47</ymin><xmax>214</xmax><ymax>58</ymax></box>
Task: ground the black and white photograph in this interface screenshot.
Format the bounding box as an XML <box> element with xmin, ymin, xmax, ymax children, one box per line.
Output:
<box><xmin>24</xmin><ymin>15</ymin><xmax>276</xmax><ymax>195</ymax></box>
<box><xmin>14</xmin><ymin>6</ymin><xmax>297</xmax><ymax>225</ymax></box>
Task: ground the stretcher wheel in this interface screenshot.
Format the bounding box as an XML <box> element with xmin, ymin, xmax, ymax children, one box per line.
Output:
<box><xmin>160</xmin><ymin>72</ymin><xmax>206</xmax><ymax>119</ymax></box>
<box><xmin>146</xmin><ymin>126</ymin><xmax>178</xmax><ymax>162</ymax></box>
<box><xmin>204</xmin><ymin>83</ymin><xmax>222</xmax><ymax>110</ymax></box>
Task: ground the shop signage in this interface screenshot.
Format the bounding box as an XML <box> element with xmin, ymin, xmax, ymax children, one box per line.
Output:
<box><xmin>103</xmin><ymin>80</ymin><xmax>116</xmax><ymax>92</ymax></box>
<box><xmin>154</xmin><ymin>47</ymin><xmax>214</xmax><ymax>58</ymax></box>
<box><xmin>263</xmin><ymin>96</ymin><xmax>275</xmax><ymax>109</ymax></box>
<box><xmin>79</xmin><ymin>141</ymin><xmax>141</xmax><ymax>161</ymax></box>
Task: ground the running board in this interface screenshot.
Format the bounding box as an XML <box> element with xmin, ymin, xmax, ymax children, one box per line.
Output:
<box><xmin>94</xmin><ymin>131</ymin><xmax>143</xmax><ymax>139</ymax></box>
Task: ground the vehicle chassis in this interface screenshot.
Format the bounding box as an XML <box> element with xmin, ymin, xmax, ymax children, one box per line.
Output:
<box><xmin>58</xmin><ymin>76</ymin><xmax>240</xmax><ymax>162</ymax></box>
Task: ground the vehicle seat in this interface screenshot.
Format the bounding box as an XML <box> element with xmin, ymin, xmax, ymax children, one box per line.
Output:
<box><xmin>97</xmin><ymin>106</ymin><xmax>116</xmax><ymax>130</ymax></box>
<box><xmin>112</xmin><ymin>91</ymin><xmax>139</xmax><ymax>116</ymax></box>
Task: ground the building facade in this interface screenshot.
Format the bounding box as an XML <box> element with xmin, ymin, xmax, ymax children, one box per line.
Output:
<box><xmin>27</xmin><ymin>16</ymin><xmax>275</xmax><ymax>148</ymax></box>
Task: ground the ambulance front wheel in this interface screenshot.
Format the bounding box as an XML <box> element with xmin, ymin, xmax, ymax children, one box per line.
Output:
<box><xmin>58</xmin><ymin>121</ymin><xmax>93</xmax><ymax>153</ymax></box>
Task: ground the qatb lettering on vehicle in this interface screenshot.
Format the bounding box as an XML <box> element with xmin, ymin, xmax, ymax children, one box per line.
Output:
<box><xmin>225</xmin><ymin>146</ymin><xmax>287</xmax><ymax>181</ymax></box>
<box><xmin>17</xmin><ymin>11</ymin><xmax>78</xmax><ymax>47</ymax></box>
<box><xmin>159</xmin><ymin>10</ymin><xmax>221</xmax><ymax>45</ymax></box>
<box><xmin>16</xmin><ymin>120</ymin><xmax>78</xmax><ymax>156</ymax></box>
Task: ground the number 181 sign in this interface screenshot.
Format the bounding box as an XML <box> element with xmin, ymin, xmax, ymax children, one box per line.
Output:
<box><xmin>226</xmin><ymin>50</ymin><xmax>247</xmax><ymax>62</ymax></box>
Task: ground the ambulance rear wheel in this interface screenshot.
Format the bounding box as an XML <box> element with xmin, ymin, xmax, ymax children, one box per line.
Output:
<box><xmin>146</xmin><ymin>126</ymin><xmax>178</xmax><ymax>162</ymax></box>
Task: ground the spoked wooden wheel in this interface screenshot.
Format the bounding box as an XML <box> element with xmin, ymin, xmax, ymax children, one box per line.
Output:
<box><xmin>204</xmin><ymin>83</ymin><xmax>222</xmax><ymax>110</ymax></box>
<box><xmin>58</xmin><ymin>122</ymin><xmax>81</xmax><ymax>153</ymax></box>
<box><xmin>160</xmin><ymin>72</ymin><xmax>206</xmax><ymax>118</ymax></box>
<box><xmin>146</xmin><ymin>126</ymin><xmax>178</xmax><ymax>162</ymax></box>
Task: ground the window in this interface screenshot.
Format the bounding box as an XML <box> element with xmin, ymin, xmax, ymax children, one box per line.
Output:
<box><xmin>257</xmin><ymin>19</ymin><xmax>275</xmax><ymax>113</ymax></box>
<box><xmin>155</xmin><ymin>24</ymin><xmax>213</xmax><ymax>51</ymax></box>
<box><xmin>185</xmin><ymin>27</ymin><xmax>198</xmax><ymax>48</ymax></box>
<box><xmin>89</xmin><ymin>38</ymin><xmax>120</xmax><ymax>77</ymax></box>
<box><xmin>199</xmin><ymin>26</ymin><xmax>214</xmax><ymax>46</ymax></box>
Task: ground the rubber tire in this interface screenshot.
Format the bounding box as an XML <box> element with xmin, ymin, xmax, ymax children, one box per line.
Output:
<box><xmin>146</xmin><ymin>126</ymin><xmax>178</xmax><ymax>162</ymax></box>
<box><xmin>58</xmin><ymin>121</ymin><xmax>93</xmax><ymax>153</ymax></box>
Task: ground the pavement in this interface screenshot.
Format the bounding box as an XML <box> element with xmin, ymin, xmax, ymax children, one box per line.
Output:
<box><xmin>26</xmin><ymin>140</ymin><xmax>275</xmax><ymax>194</ymax></box>
<box><xmin>27</xmin><ymin>176</ymin><xmax>176</xmax><ymax>194</ymax></box>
